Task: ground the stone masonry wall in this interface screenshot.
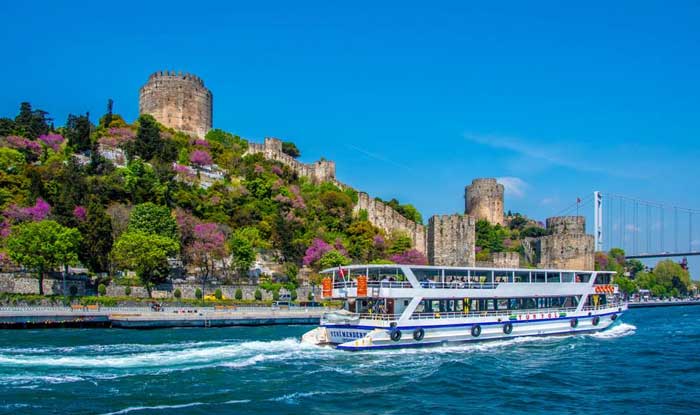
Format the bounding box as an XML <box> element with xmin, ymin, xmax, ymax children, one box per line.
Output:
<box><xmin>245</xmin><ymin>137</ymin><xmax>337</xmax><ymax>184</ymax></box>
<box><xmin>355</xmin><ymin>192</ymin><xmax>428</xmax><ymax>254</ymax></box>
<box><xmin>139</xmin><ymin>71</ymin><xmax>213</xmax><ymax>138</ymax></box>
<box><xmin>0</xmin><ymin>274</ymin><xmax>87</xmax><ymax>296</ymax></box>
<box><xmin>538</xmin><ymin>216</ymin><xmax>594</xmax><ymax>270</ymax></box>
<box><xmin>465</xmin><ymin>178</ymin><xmax>504</xmax><ymax>226</ymax></box>
<box><xmin>427</xmin><ymin>214</ymin><xmax>475</xmax><ymax>266</ymax></box>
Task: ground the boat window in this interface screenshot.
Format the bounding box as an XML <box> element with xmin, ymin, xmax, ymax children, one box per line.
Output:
<box><xmin>546</xmin><ymin>272</ymin><xmax>561</xmax><ymax>283</ymax></box>
<box><xmin>497</xmin><ymin>299</ymin><xmax>509</xmax><ymax>309</ymax></box>
<box><xmin>368</xmin><ymin>267</ymin><xmax>406</xmax><ymax>282</ymax></box>
<box><xmin>494</xmin><ymin>271</ymin><xmax>510</xmax><ymax>283</ymax></box>
<box><xmin>443</xmin><ymin>269</ymin><xmax>470</xmax><ymax>284</ymax></box>
<box><xmin>576</xmin><ymin>273</ymin><xmax>592</xmax><ymax>283</ymax></box>
<box><xmin>514</xmin><ymin>271</ymin><xmax>530</xmax><ymax>283</ymax></box>
<box><xmin>349</xmin><ymin>268</ymin><xmax>366</xmax><ymax>279</ymax></box>
<box><xmin>471</xmin><ymin>270</ymin><xmax>491</xmax><ymax>284</ymax></box>
<box><xmin>534</xmin><ymin>272</ymin><xmax>546</xmax><ymax>283</ymax></box>
<box><xmin>561</xmin><ymin>272</ymin><xmax>575</xmax><ymax>283</ymax></box>
<box><xmin>595</xmin><ymin>273</ymin><xmax>612</xmax><ymax>284</ymax></box>
<box><xmin>411</xmin><ymin>268</ymin><xmax>442</xmax><ymax>282</ymax></box>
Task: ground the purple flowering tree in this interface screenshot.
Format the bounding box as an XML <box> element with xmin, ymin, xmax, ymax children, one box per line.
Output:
<box><xmin>389</xmin><ymin>249</ymin><xmax>428</xmax><ymax>265</ymax></box>
<box><xmin>186</xmin><ymin>223</ymin><xmax>228</xmax><ymax>290</ymax></box>
<box><xmin>73</xmin><ymin>206</ymin><xmax>87</xmax><ymax>222</ymax></box>
<box><xmin>303</xmin><ymin>238</ymin><xmax>332</xmax><ymax>266</ymax></box>
<box><xmin>38</xmin><ymin>133</ymin><xmax>65</xmax><ymax>152</ymax></box>
<box><xmin>6</xmin><ymin>136</ymin><xmax>41</xmax><ymax>157</ymax></box>
<box><xmin>190</xmin><ymin>150</ymin><xmax>213</xmax><ymax>167</ymax></box>
<box><xmin>4</xmin><ymin>198</ymin><xmax>51</xmax><ymax>222</ymax></box>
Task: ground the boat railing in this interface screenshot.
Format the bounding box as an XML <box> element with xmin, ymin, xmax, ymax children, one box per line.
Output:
<box><xmin>418</xmin><ymin>281</ymin><xmax>499</xmax><ymax>289</ymax></box>
<box><xmin>581</xmin><ymin>303</ymin><xmax>623</xmax><ymax>312</ymax></box>
<box><xmin>357</xmin><ymin>313</ymin><xmax>402</xmax><ymax>321</ymax></box>
<box><xmin>332</xmin><ymin>281</ymin><xmax>413</xmax><ymax>289</ymax></box>
<box><xmin>408</xmin><ymin>307</ymin><xmax>579</xmax><ymax>320</ymax></box>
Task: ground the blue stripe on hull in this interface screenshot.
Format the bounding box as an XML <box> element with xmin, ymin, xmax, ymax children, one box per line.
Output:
<box><xmin>335</xmin><ymin>327</ymin><xmax>606</xmax><ymax>351</ymax></box>
<box><xmin>323</xmin><ymin>311</ymin><xmax>621</xmax><ymax>331</ymax></box>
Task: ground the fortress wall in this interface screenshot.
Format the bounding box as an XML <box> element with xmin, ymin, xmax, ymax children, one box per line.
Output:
<box><xmin>427</xmin><ymin>214</ymin><xmax>476</xmax><ymax>266</ymax></box>
<box><xmin>354</xmin><ymin>192</ymin><xmax>427</xmax><ymax>254</ymax></box>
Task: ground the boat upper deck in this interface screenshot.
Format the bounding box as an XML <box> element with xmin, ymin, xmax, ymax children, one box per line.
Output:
<box><xmin>321</xmin><ymin>264</ymin><xmax>615</xmax><ymax>290</ymax></box>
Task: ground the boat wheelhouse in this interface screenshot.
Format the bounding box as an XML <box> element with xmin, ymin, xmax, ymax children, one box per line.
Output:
<box><xmin>302</xmin><ymin>264</ymin><xmax>626</xmax><ymax>350</ymax></box>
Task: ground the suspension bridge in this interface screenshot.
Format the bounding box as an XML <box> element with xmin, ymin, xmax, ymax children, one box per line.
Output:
<box><xmin>556</xmin><ymin>192</ymin><xmax>700</xmax><ymax>259</ymax></box>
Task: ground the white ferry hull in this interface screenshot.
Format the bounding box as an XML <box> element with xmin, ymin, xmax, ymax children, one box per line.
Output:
<box><xmin>304</xmin><ymin>307</ymin><xmax>625</xmax><ymax>351</ymax></box>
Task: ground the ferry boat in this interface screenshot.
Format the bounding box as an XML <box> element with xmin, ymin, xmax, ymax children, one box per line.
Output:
<box><xmin>302</xmin><ymin>264</ymin><xmax>626</xmax><ymax>351</ymax></box>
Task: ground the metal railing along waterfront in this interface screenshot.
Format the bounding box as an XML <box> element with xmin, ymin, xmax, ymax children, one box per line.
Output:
<box><xmin>0</xmin><ymin>305</ymin><xmax>334</xmax><ymax>315</ymax></box>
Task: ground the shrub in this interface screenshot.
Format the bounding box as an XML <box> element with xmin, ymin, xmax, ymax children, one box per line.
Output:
<box><xmin>195</xmin><ymin>288</ymin><xmax>203</xmax><ymax>299</ymax></box>
<box><xmin>97</xmin><ymin>284</ymin><xmax>107</xmax><ymax>296</ymax></box>
<box><xmin>254</xmin><ymin>289</ymin><xmax>262</xmax><ymax>301</ymax></box>
<box><xmin>308</xmin><ymin>292</ymin><xmax>313</xmax><ymax>301</ymax></box>
<box><xmin>234</xmin><ymin>288</ymin><xmax>243</xmax><ymax>300</ymax></box>
<box><xmin>174</xmin><ymin>288</ymin><xmax>182</xmax><ymax>299</ymax></box>
<box><xmin>214</xmin><ymin>288</ymin><xmax>223</xmax><ymax>300</ymax></box>
<box><xmin>272</xmin><ymin>290</ymin><xmax>280</xmax><ymax>301</ymax></box>
<box><xmin>124</xmin><ymin>286</ymin><xmax>132</xmax><ymax>296</ymax></box>
<box><xmin>291</xmin><ymin>290</ymin><xmax>298</xmax><ymax>301</ymax></box>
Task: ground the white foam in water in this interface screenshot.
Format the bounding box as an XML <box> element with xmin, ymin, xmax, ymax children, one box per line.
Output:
<box><xmin>100</xmin><ymin>399</ymin><xmax>250</xmax><ymax>415</ymax></box>
<box><xmin>589</xmin><ymin>322</ymin><xmax>636</xmax><ymax>339</ymax></box>
<box><xmin>0</xmin><ymin>337</ymin><xmax>327</xmax><ymax>370</ymax></box>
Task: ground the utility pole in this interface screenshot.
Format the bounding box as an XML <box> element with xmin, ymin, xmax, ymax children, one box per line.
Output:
<box><xmin>594</xmin><ymin>191</ymin><xmax>603</xmax><ymax>252</ymax></box>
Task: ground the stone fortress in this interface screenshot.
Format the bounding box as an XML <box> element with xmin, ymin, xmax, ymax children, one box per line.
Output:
<box><xmin>139</xmin><ymin>71</ymin><xmax>213</xmax><ymax>139</ymax></box>
<box><xmin>138</xmin><ymin>71</ymin><xmax>595</xmax><ymax>270</ymax></box>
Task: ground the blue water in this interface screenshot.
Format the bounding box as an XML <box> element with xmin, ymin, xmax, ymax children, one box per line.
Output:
<box><xmin>0</xmin><ymin>307</ymin><xmax>699</xmax><ymax>415</ymax></box>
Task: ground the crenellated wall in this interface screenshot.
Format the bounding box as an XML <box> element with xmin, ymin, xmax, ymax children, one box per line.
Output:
<box><xmin>139</xmin><ymin>70</ymin><xmax>213</xmax><ymax>138</ymax></box>
<box><xmin>427</xmin><ymin>214</ymin><xmax>475</xmax><ymax>266</ymax></box>
<box><xmin>354</xmin><ymin>192</ymin><xmax>428</xmax><ymax>254</ymax></box>
<box><xmin>537</xmin><ymin>216</ymin><xmax>594</xmax><ymax>270</ymax></box>
<box><xmin>245</xmin><ymin>137</ymin><xmax>337</xmax><ymax>184</ymax></box>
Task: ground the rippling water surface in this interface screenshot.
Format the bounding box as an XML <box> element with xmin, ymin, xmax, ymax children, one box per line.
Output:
<box><xmin>1</xmin><ymin>306</ymin><xmax>699</xmax><ymax>414</ymax></box>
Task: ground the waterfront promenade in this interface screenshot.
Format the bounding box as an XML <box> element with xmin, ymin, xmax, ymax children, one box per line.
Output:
<box><xmin>0</xmin><ymin>305</ymin><xmax>328</xmax><ymax>329</ymax></box>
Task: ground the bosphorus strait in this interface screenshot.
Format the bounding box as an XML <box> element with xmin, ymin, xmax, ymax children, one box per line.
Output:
<box><xmin>1</xmin><ymin>306</ymin><xmax>698</xmax><ymax>415</ymax></box>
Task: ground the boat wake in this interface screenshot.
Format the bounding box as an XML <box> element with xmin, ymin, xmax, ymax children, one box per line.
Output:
<box><xmin>588</xmin><ymin>322</ymin><xmax>636</xmax><ymax>339</ymax></box>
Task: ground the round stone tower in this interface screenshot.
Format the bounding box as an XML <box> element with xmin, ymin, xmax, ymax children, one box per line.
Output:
<box><xmin>465</xmin><ymin>178</ymin><xmax>504</xmax><ymax>226</ymax></box>
<box><xmin>139</xmin><ymin>70</ymin><xmax>213</xmax><ymax>138</ymax></box>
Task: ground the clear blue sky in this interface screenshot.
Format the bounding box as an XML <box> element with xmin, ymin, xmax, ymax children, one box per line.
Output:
<box><xmin>2</xmin><ymin>1</ymin><xmax>699</xmax><ymax>271</ymax></box>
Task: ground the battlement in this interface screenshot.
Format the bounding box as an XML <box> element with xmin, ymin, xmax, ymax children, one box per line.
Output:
<box><xmin>546</xmin><ymin>216</ymin><xmax>586</xmax><ymax>235</ymax></box>
<box><xmin>245</xmin><ymin>137</ymin><xmax>336</xmax><ymax>184</ymax></box>
<box><xmin>355</xmin><ymin>192</ymin><xmax>427</xmax><ymax>254</ymax></box>
<box><xmin>146</xmin><ymin>70</ymin><xmax>206</xmax><ymax>87</ymax></box>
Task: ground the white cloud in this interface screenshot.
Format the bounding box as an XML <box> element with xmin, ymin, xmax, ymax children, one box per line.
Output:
<box><xmin>463</xmin><ymin>132</ymin><xmax>644</xmax><ymax>178</ymax></box>
<box><xmin>497</xmin><ymin>177</ymin><xmax>528</xmax><ymax>198</ymax></box>
<box><xmin>625</xmin><ymin>224</ymin><xmax>640</xmax><ymax>232</ymax></box>
<box><xmin>540</xmin><ymin>197</ymin><xmax>557</xmax><ymax>206</ymax></box>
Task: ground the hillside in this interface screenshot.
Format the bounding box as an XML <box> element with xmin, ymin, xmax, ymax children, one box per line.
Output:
<box><xmin>0</xmin><ymin>102</ymin><xmax>429</xmax><ymax>295</ymax></box>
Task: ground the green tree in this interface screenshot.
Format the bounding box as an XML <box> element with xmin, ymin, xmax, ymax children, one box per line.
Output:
<box><xmin>174</xmin><ymin>288</ymin><xmax>182</xmax><ymax>299</ymax></box>
<box><xmin>111</xmin><ymin>231</ymin><xmax>179</xmax><ymax>297</ymax></box>
<box><xmin>281</xmin><ymin>141</ymin><xmax>300</xmax><ymax>158</ymax></box>
<box><xmin>14</xmin><ymin>102</ymin><xmax>50</xmax><ymax>139</ymax></box>
<box><xmin>388</xmin><ymin>232</ymin><xmax>412</xmax><ymax>255</ymax></box>
<box><xmin>653</xmin><ymin>260</ymin><xmax>691</xmax><ymax>295</ymax></box>
<box><xmin>125</xmin><ymin>286</ymin><xmax>132</xmax><ymax>296</ymax></box>
<box><xmin>98</xmin><ymin>283</ymin><xmax>107</xmax><ymax>296</ymax></box>
<box><xmin>290</xmin><ymin>289</ymin><xmax>298</xmax><ymax>301</ymax></box>
<box><xmin>318</xmin><ymin>250</ymin><xmax>351</xmax><ymax>269</ymax></box>
<box><xmin>128</xmin><ymin>202</ymin><xmax>178</xmax><ymax>240</ymax></box>
<box><xmin>130</xmin><ymin>114</ymin><xmax>162</xmax><ymax>161</ymax></box>
<box><xmin>78</xmin><ymin>200</ymin><xmax>113</xmax><ymax>273</ymax></box>
<box><xmin>195</xmin><ymin>288</ymin><xmax>203</xmax><ymax>299</ymax></box>
<box><xmin>214</xmin><ymin>288</ymin><xmax>223</xmax><ymax>300</ymax></box>
<box><xmin>234</xmin><ymin>288</ymin><xmax>243</xmax><ymax>300</ymax></box>
<box><xmin>65</xmin><ymin>113</ymin><xmax>92</xmax><ymax>151</ymax></box>
<box><xmin>228</xmin><ymin>229</ymin><xmax>257</xmax><ymax>278</ymax></box>
<box><xmin>6</xmin><ymin>220</ymin><xmax>81</xmax><ymax>295</ymax></box>
<box><xmin>614</xmin><ymin>276</ymin><xmax>637</xmax><ymax>296</ymax></box>
<box><xmin>254</xmin><ymin>288</ymin><xmax>262</xmax><ymax>301</ymax></box>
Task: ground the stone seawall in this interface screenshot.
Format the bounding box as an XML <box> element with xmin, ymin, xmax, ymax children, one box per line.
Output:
<box><xmin>0</xmin><ymin>273</ymin><xmax>87</xmax><ymax>296</ymax></box>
